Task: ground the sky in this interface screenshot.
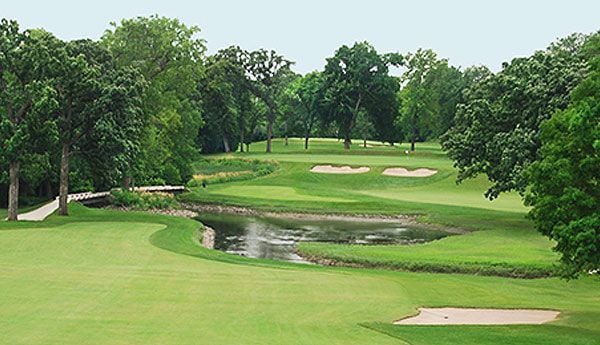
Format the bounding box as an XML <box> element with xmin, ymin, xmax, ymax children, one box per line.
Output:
<box><xmin>3</xmin><ymin>0</ymin><xmax>599</xmax><ymax>74</ymax></box>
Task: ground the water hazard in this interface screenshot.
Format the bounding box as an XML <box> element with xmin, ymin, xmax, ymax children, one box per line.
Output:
<box><xmin>196</xmin><ymin>213</ymin><xmax>450</xmax><ymax>263</ymax></box>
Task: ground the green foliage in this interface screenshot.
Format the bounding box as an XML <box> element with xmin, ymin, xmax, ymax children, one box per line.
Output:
<box><xmin>321</xmin><ymin>42</ymin><xmax>400</xmax><ymax>148</ymax></box>
<box><xmin>110</xmin><ymin>189</ymin><xmax>177</xmax><ymax>209</ymax></box>
<box><xmin>443</xmin><ymin>33</ymin><xmax>591</xmax><ymax>198</ymax></box>
<box><xmin>525</xmin><ymin>41</ymin><xmax>600</xmax><ymax>277</ymax></box>
<box><xmin>102</xmin><ymin>15</ymin><xmax>206</xmax><ymax>184</ymax></box>
<box><xmin>243</xmin><ymin>48</ymin><xmax>294</xmax><ymax>152</ymax></box>
<box><xmin>279</xmin><ymin>71</ymin><xmax>325</xmax><ymax>149</ymax></box>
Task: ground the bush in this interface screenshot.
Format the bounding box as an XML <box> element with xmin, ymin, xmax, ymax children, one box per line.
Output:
<box><xmin>110</xmin><ymin>190</ymin><xmax>178</xmax><ymax>210</ymax></box>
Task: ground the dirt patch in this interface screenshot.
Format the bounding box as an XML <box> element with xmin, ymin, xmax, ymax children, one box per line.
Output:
<box><xmin>310</xmin><ymin>165</ymin><xmax>370</xmax><ymax>174</ymax></box>
<box><xmin>394</xmin><ymin>308</ymin><xmax>560</xmax><ymax>325</ymax></box>
<box><xmin>382</xmin><ymin>167</ymin><xmax>437</xmax><ymax>177</ymax></box>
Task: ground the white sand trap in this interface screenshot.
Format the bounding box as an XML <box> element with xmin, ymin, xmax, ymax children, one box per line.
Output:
<box><xmin>394</xmin><ymin>308</ymin><xmax>560</xmax><ymax>325</ymax></box>
<box><xmin>383</xmin><ymin>167</ymin><xmax>437</xmax><ymax>177</ymax></box>
<box><xmin>310</xmin><ymin>165</ymin><xmax>370</xmax><ymax>174</ymax></box>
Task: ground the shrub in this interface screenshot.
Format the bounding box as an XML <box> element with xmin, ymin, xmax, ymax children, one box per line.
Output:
<box><xmin>110</xmin><ymin>190</ymin><xmax>178</xmax><ymax>210</ymax></box>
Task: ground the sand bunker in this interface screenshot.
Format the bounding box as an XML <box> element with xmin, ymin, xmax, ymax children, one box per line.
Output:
<box><xmin>394</xmin><ymin>308</ymin><xmax>560</xmax><ymax>325</ymax></box>
<box><xmin>382</xmin><ymin>167</ymin><xmax>437</xmax><ymax>177</ymax></box>
<box><xmin>310</xmin><ymin>165</ymin><xmax>370</xmax><ymax>174</ymax></box>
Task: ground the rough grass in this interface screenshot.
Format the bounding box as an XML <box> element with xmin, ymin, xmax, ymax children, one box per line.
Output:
<box><xmin>189</xmin><ymin>158</ymin><xmax>277</xmax><ymax>185</ymax></box>
<box><xmin>0</xmin><ymin>204</ymin><xmax>598</xmax><ymax>344</ymax></box>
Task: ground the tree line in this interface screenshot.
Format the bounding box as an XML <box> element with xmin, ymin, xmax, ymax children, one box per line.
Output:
<box><xmin>0</xmin><ymin>15</ymin><xmax>469</xmax><ymax>217</ymax></box>
<box><xmin>1</xmin><ymin>16</ymin><xmax>598</xmax><ymax>276</ymax></box>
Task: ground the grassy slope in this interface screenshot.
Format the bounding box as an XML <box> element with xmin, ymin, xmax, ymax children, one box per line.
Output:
<box><xmin>182</xmin><ymin>138</ymin><xmax>557</xmax><ymax>275</ymax></box>
<box><xmin>0</xmin><ymin>204</ymin><xmax>598</xmax><ymax>345</ymax></box>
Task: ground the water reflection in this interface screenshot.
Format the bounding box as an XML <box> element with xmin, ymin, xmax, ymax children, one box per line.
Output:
<box><xmin>196</xmin><ymin>213</ymin><xmax>449</xmax><ymax>263</ymax></box>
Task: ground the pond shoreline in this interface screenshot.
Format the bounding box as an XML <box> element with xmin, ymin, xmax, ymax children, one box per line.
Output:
<box><xmin>182</xmin><ymin>202</ymin><xmax>468</xmax><ymax>234</ymax></box>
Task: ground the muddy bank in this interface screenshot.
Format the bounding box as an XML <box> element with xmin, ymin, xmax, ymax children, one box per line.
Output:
<box><xmin>182</xmin><ymin>203</ymin><xmax>468</xmax><ymax>234</ymax></box>
<box><xmin>296</xmin><ymin>251</ymin><xmax>556</xmax><ymax>279</ymax></box>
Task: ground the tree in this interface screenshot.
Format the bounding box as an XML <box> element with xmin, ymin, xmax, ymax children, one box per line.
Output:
<box><xmin>0</xmin><ymin>20</ymin><xmax>56</xmax><ymax>220</ymax></box>
<box><xmin>524</xmin><ymin>34</ymin><xmax>600</xmax><ymax>278</ymax></box>
<box><xmin>352</xmin><ymin>110</ymin><xmax>375</xmax><ymax>148</ymax></box>
<box><xmin>40</xmin><ymin>36</ymin><xmax>146</xmax><ymax>215</ymax></box>
<box><xmin>102</xmin><ymin>15</ymin><xmax>205</xmax><ymax>185</ymax></box>
<box><xmin>397</xmin><ymin>49</ymin><xmax>444</xmax><ymax>151</ymax></box>
<box><xmin>243</xmin><ymin>49</ymin><xmax>293</xmax><ymax>153</ymax></box>
<box><xmin>430</xmin><ymin>62</ymin><xmax>466</xmax><ymax>137</ymax></box>
<box><xmin>198</xmin><ymin>54</ymin><xmax>241</xmax><ymax>153</ymax></box>
<box><xmin>442</xmin><ymin>34</ymin><xmax>590</xmax><ymax>199</ymax></box>
<box><xmin>281</xmin><ymin>71</ymin><xmax>324</xmax><ymax>149</ymax></box>
<box><xmin>321</xmin><ymin>42</ymin><xmax>401</xmax><ymax>149</ymax></box>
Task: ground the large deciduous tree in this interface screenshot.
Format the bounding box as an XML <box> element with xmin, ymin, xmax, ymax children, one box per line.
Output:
<box><xmin>524</xmin><ymin>34</ymin><xmax>600</xmax><ymax>278</ymax></box>
<box><xmin>0</xmin><ymin>20</ymin><xmax>55</xmax><ymax>220</ymax></box>
<box><xmin>50</xmin><ymin>38</ymin><xmax>146</xmax><ymax>215</ymax></box>
<box><xmin>397</xmin><ymin>49</ymin><xmax>443</xmax><ymax>151</ymax></box>
<box><xmin>102</xmin><ymin>15</ymin><xmax>205</xmax><ymax>185</ymax></box>
<box><xmin>442</xmin><ymin>34</ymin><xmax>590</xmax><ymax>199</ymax></box>
<box><xmin>281</xmin><ymin>71</ymin><xmax>324</xmax><ymax>149</ymax></box>
<box><xmin>321</xmin><ymin>42</ymin><xmax>401</xmax><ymax>149</ymax></box>
<box><xmin>244</xmin><ymin>49</ymin><xmax>293</xmax><ymax>153</ymax></box>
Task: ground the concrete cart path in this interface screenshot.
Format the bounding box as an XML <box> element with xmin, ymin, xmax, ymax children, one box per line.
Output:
<box><xmin>12</xmin><ymin>186</ymin><xmax>184</xmax><ymax>221</ymax></box>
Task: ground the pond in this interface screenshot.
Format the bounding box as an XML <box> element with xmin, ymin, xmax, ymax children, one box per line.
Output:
<box><xmin>196</xmin><ymin>213</ymin><xmax>450</xmax><ymax>263</ymax></box>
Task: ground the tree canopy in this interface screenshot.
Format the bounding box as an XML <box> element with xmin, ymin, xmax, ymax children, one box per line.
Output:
<box><xmin>321</xmin><ymin>42</ymin><xmax>401</xmax><ymax>149</ymax></box>
<box><xmin>442</xmin><ymin>34</ymin><xmax>590</xmax><ymax>198</ymax></box>
<box><xmin>524</xmin><ymin>35</ymin><xmax>600</xmax><ymax>277</ymax></box>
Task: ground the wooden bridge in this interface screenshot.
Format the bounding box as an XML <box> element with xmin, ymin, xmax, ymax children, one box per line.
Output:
<box><xmin>15</xmin><ymin>185</ymin><xmax>186</xmax><ymax>221</ymax></box>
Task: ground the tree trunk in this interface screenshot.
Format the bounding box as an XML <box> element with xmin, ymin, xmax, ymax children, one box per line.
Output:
<box><xmin>223</xmin><ymin>136</ymin><xmax>231</xmax><ymax>153</ymax></box>
<box><xmin>364</xmin><ymin>137</ymin><xmax>367</xmax><ymax>148</ymax></box>
<box><xmin>7</xmin><ymin>161</ymin><xmax>20</xmax><ymax>221</ymax></box>
<box><xmin>59</xmin><ymin>143</ymin><xmax>70</xmax><ymax>216</ymax></box>
<box><xmin>343</xmin><ymin>126</ymin><xmax>352</xmax><ymax>150</ymax></box>
<box><xmin>266</xmin><ymin>119</ymin><xmax>273</xmax><ymax>153</ymax></box>
<box><xmin>284</xmin><ymin>135</ymin><xmax>288</xmax><ymax>146</ymax></box>
<box><xmin>284</xmin><ymin>121</ymin><xmax>288</xmax><ymax>146</ymax></box>
<box><xmin>123</xmin><ymin>177</ymin><xmax>131</xmax><ymax>190</ymax></box>
<box><xmin>344</xmin><ymin>137</ymin><xmax>351</xmax><ymax>150</ymax></box>
<box><xmin>410</xmin><ymin>136</ymin><xmax>416</xmax><ymax>151</ymax></box>
<box><xmin>304</xmin><ymin>133</ymin><xmax>309</xmax><ymax>150</ymax></box>
<box><xmin>239</xmin><ymin>130</ymin><xmax>245</xmax><ymax>153</ymax></box>
<box><xmin>246</xmin><ymin>143</ymin><xmax>250</xmax><ymax>152</ymax></box>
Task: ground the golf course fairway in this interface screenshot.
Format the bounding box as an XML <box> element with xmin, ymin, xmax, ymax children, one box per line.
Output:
<box><xmin>1</xmin><ymin>139</ymin><xmax>598</xmax><ymax>344</ymax></box>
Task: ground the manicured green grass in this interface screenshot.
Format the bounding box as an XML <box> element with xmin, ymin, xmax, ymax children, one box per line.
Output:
<box><xmin>362</xmin><ymin>323</ymin><xmax>600</xmax><ymax>345</ymax></box>
<box><xmin>298</xmin><ymin>228</ymin><xmax>558</xmax><ymax>278</ymax></box>
<box><xmin>0</xmin><ymin>204</ymin><xmax>598</xmax><ymax>344</ymax></box>
<box><xmin>183</xmin><ymin>138</ymin><xmax>555</xmax><ymax>276</ymax></box>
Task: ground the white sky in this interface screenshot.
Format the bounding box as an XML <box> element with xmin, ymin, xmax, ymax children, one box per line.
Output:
<box><xmin>3</xmin><ymin>0</ymin><xmax>599</xmax><ymax>73</ymax></box>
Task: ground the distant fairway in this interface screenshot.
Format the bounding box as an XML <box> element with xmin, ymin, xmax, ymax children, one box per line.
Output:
<box><xmin>183</xmin><ymin>138</ymin><xmax>549</xmax><ymax>276</ymax></box>
<box><xmin>0</xmin><ymin>205</ymin><xmax>598</xmax><ymax>345</ymax></box>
